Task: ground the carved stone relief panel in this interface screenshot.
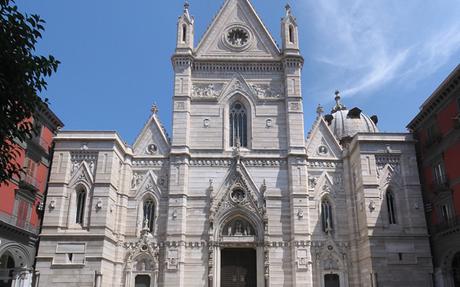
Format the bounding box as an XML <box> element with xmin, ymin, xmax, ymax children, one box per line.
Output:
<box><xmin>192</xmin><ymin>83</ymin><xmax>224</xmax><ymax>98</ymax></box>
<box><xmin>166</xmin><ymin>248</ymin><xmax>179</xmax><ymax>271</ymax></box>
<box><xmin>296</xmin><ymin>249</ymin><xmax>310</xmax><ymax>270</ymax></box>
<box><xmin>222</xmin><ymin>218</ymin><xmax>255</xmax><ymax>237</ymax></box>
<box><xmin>175</xmin><ymin>101</ymin><xmax>186</xmax><ymax>111</ymax></box>
<box><xmin>289</xmin><ymin>102</ymin><xmax>301</xmax><ymax>111</ymax></box>
<box><xmin>131</xmin><ymin>171</ymin><xmax>146</xmax><ymax>189</ymax></box>
<box><xmin>251</xmin><ymin>83</ymin><xmax>284</xmax><ymax>99</ymax></box>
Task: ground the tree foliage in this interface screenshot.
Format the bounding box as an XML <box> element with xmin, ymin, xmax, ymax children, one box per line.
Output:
<box><xmin>0</xmin><ymin>0</ymin><xmax>59</xmax><ymax>183</ymax></box>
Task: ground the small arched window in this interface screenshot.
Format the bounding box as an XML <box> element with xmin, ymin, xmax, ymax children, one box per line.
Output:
<box><xmin>321</xmin><ymin>198</ymin><xmax>333</xmax><ymax>233</ymax></box>
<box><xmin>386</xmin><ymin>190</ymin><xmax>397</xmax><ymax>224</ymax></box>
<box><xmin>182</xmin><ymin>24</ymin><xmax>187</xmax><ymax>43</ymax></box>
<box><xmin>229</xmin><ymin>101</ymin><xmax>248</xmax><ymax>148</ymax></box>
<box><xmin>289</xmin><ymin>25</ymin><xmax>294</xmax><ymax>43</ymax></box>
<box><xmin>143</xmin><ymin>199</ymin><xmax>155</xmax><ymax>232</ymax></box>
<box><xmin>76</xmin><ymin>188</ymin><xmax>86</xmax><ymax>225</ymax></box>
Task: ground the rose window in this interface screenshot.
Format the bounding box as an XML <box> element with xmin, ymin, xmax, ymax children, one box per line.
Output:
<box><xmin>227</xmin><ymin>28</ymin><xmax>249</xmax><ymax>47</ymax></box>
<box><xmin>231</xmin><ymin>189</ymin><xmax>246</xmax><ymax>203</ymax></box>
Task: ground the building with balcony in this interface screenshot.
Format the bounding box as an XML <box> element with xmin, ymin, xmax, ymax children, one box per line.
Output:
<box><xmin>408</xmin><ymin>64</ymin><xmax>460</xmax><ymax>287</ymax></box>
<box><xmin>0</xmin><ymin>102</ymin><xmax>63</xmax><ymax>287</ymax></box>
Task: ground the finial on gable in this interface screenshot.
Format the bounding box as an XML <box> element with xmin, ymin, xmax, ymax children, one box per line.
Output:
<box><xmin>316</xmin><ymin>104</ymin><xmax>324</xmax><ymax>117</ymax></box>
<box><xmin>151</xmin><ymin>103</ymin><xmax>159</xmax><ymax>114</ymax></box>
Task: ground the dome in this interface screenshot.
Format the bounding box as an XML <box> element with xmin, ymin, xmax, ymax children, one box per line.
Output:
<box><xmin>324</xmin><ymin>91</ymin><xmax>379</xmax><ymax>141</ymax></box>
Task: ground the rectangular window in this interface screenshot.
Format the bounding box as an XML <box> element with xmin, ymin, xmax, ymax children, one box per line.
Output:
<box><xmin>16</xmin><ymin>199</ymin><xmax>29</xmax><ymax>228</ymax></box>
<box><xmin>433</xmin><ymin>162</ymin><xmax>447</xmax><ymax>184</ymax></box>
<box><xmin>24</xmin><ymin>157</ymin><xmax>37</xmax><ymax>177</ymax></box>
<box><xmin>441</xmin><ymin>204</ymin><xmax>451</xmax><ymax>223</ymax></box>
<box><xmin>427</xmin><ymin>123</ymin><xmax>439</xmax><ymax>141</ymax></box>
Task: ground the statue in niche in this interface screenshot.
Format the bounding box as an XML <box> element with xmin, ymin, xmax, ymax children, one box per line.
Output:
<box><xmin>224</xmin><ymin>219</ymin><xmax>253</xmax><ymax>236</ymax></box>
<box><xmin>131</xmin><ymin>173</ymin><xmax>143</xmax><ymax>189</ymax></box>
<box><xmin>71</xmin><ymin>161</ymin><xmax>80</xmax><ymax>175</ymax></box>
<box><xmin>235</xmin><ymin>220</ymin><xmax>243</xmax><ymax>235</ymax></box>
<box><xmin>89</xmin><ymin>161</ymin><xmax>95</xmax><ymax>173</ymax></box>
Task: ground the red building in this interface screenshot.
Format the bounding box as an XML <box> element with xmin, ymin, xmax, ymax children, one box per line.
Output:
<box><xmin>0</xmin><ymin>103</ymin><xmax>62</xmax><ymax>287</ymax></box>
<box><xmin>408</xmin><ymin>64</ymin><xmax>460</xmax><ymax>287</ymax></box>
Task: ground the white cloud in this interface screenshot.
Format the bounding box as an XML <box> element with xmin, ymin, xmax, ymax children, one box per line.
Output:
<box><xmin>402</xmin><ymin>24</ymin><xmax>460</xmax><ymax>80</ymax></box>
<box><xmin>296</xmin><ymin>0</ymin><xmax>460</xmax><ymax>98</ymax></box>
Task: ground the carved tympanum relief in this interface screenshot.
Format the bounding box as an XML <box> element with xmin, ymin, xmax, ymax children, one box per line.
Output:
<box><xmin>222</xmin><ymin>218</ymin><xmax>255</xmax><ymax>237</ymax></box>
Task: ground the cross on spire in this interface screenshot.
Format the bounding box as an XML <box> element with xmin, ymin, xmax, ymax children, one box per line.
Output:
<box><xmin>184</xmin><ymin>0</ymin><xmax>190</xmax><ymax>11</ymax></box>
<box><xmin>285</xmin><ymin>4</ymin><xmax>291</xmax><ymax>16</ymax></box>
<box><xmin>331</xmin><ymin>90</ymin><xmax>346</xmax><ymax>113</ymax></box>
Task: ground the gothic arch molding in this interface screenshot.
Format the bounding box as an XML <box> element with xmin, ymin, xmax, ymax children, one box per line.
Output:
<box><xmin>133</xmin><ymin>172</ymin><xmax>162</xmax><ymax>236</ymax></box>
<box><xmin>214</xmin><ymin>208</ymin><xmax>264</xmax><ymax>242</ymax></box>
<box><xmin>124</xmin><ymin>233</ymin><xmax>159</xmax><ymax>287</ymax></box>
<box><xmin>0</xmin><ymin>243</ymin><xmax>32</xmax><ymax>268</ymax></box>
<box><xmin>223</xmin><ymin>92</ymin><xmax>255</xmax><ymax>150</ymax></box>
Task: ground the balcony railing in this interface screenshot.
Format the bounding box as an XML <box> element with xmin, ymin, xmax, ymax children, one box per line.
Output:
<box><xmin>19</xmin><ymin>174</ymin><xmax>41</xmax><ymax>192</ymax></box>
<box><xmin>430</xmin><ymin>180</ymin><xmax>450</xmax><ymax>193</ymax></box>
<box><xmin>434</xmin><ymin>215</ymin><xmax>460</xmax><ymax>235</ymax></box>
<box><xmin>424</xmin><ymin>134</ymin><xmax>443</xmax><ymax>149</ymax></box>
<box><xmin>27</xmin><ymin>135</ymin><xmax>51</xmax><ymax>155</ymax></box>
<box><xmin>0</xmin><ymin>209</ymin><xmax>39</xmax><ymax>235</ymax></box>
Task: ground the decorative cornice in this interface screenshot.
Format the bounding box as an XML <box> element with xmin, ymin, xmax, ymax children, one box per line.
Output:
<box><xmin>307</xmin><ymin>160</ymin><xmax>342</xmax><ymax>168</ymax></box>
<box><xmin>132</xmin><ymin>159</ymin><xmax>168</xmax><ymax>167</ymax></box>
<box><xmin>188</xmin><ymin>158</ymin><xmax>287</xmax><ymax>167</ymax></box>
<box><xmin>192</xmin><ymin>61</ymin><xmax>283</xmax><ymax>73</ymax></box>
<box><xmin>407</xmin><ymin>64</ymin><xmax>460</xmax><ymax>130</ymax></box>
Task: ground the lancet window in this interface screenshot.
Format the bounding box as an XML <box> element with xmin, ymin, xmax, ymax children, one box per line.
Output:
<box><xmin>386</xmin><ymin>190</ymin><xmax>397</xmax><ymax>224</ymax></box>
<box><xmin>321</xmin><ymin>197</ymin><xmax>333</xmax><ymax>233</ymax></box>
<box><xmin>76</xmin><ymin>187</ymin><xmax>86</xmax><ymax>225</ymax></box>
<box><xmin>229</xmin><ymin>101</ymin><xmax>248</xmax><ymax>148</ymax></box>
<box><xmin>143</xmin><ymin>199</ymin><xmax>155</xmax><ymax>232</ymax></box>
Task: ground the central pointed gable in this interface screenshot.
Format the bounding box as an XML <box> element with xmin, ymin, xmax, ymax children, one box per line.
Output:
<box><xmin>195</xmin><ymin>0</ymin><xmax>281</xmax><ymax>60</ymax></box>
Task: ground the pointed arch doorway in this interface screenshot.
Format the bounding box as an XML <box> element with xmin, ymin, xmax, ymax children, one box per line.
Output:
<box><xmin>221</xmin><ymin>248</ymin><xmax>256</xmax><ymax>287</ymax></box>
<box><xmin>210</xmin><ymin>215</ymin><xmax>265</xmax><ymax>287</ymax></box>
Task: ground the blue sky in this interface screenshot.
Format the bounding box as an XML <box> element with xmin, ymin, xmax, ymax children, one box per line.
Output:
<box><xmin>17</xmin><ymin>0</ymin><xmax>460</xmax><ymax>144</ymax></box>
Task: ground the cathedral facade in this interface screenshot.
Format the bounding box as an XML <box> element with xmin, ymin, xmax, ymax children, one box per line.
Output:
<box><xmin>35</xmin><ymin>1</ymin><xmax>433</xmax><ymax>286</ymax></box>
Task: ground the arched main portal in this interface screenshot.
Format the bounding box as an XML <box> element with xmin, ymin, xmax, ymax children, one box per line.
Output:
<box><xmin>210</xmin><ymin>213</ymin><xmax>265</xmax><ymax>287</ymax></box>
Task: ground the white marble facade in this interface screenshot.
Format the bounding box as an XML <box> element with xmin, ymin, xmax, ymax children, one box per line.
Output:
<box><xmin>35</xmin><ymin>1</ymin><xmax>433</xmax><ymax>286</ymax></box>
